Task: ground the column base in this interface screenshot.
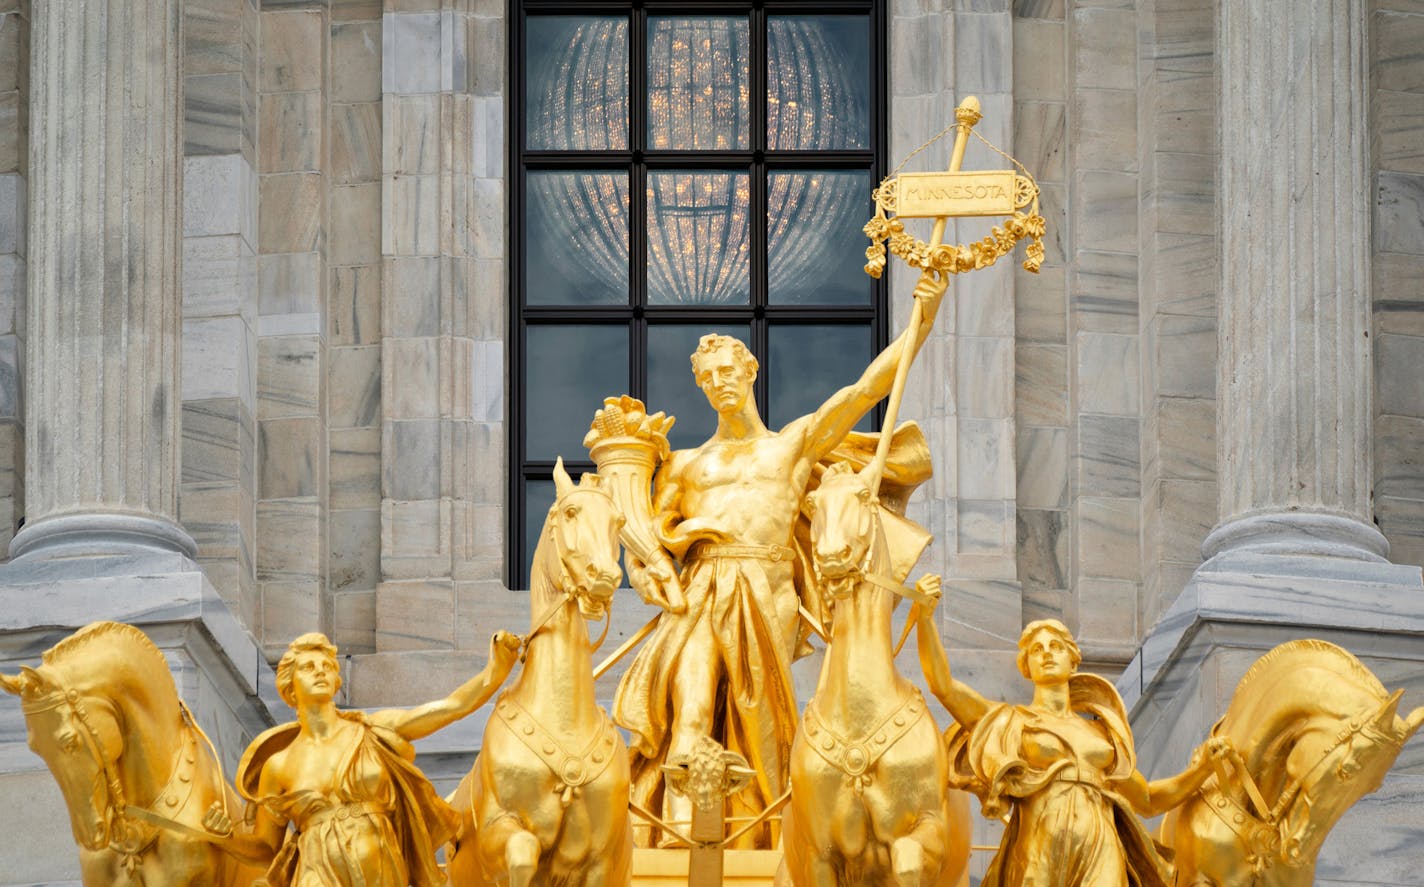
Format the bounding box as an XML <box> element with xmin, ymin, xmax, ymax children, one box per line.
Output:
<box><xmin>1202</xmin><ymin>511</ymin><xmax>1391</xmax><ymax>566</ymax></box>
<box><xmin>8</xmin><ymin>511</ymin><xmax>199</xmax><ymax>561</ymax></box>
<box><xmin>0</xmin><ymin>551</ymin><xmax>278</xmax><ymax>885</ymax></box>
<box><xmin>1121</xmin><ymin>556</ymin><xmax>1424</xmax><ymax>886</ymax></box>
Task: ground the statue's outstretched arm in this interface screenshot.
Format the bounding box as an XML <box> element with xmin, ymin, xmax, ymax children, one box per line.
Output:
<box><xmin>800</xmin><ymin>273</ymin><xmax>950</xmax><ymax>461</ymax></box>
<box><xmin>914</xmin><ymin>599</ymin><xmax>990</xmax><ymax>728</ymax></box>
<box><xmin>371</xmin><ymin>631</ymin><xmax>522</xmax><ymax>741</ymax></box>
<box><xmin>1123</xmin><ymin>736</ymin><xmax>1230</xmax><ymax>817</ymax></box>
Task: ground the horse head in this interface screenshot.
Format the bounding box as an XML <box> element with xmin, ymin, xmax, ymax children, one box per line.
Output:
<box><xmin>3</xmin><ymin>663</ymin><xmax>124</xmax><ymax>852</ymax></box>
<box><xmin>541</xmin><ymin>457</ymin><xmax>624</xmax><ymax>620</ymax></box>
<box><xmin>1277</xmin><ymin>688</ymin><xmax>1415</xmax><ymax>867</ymax></box>
<box><xmin>3</xmin><ymin>623</ymin><xmax>183</xmax><ymax>859</ymax></box>
<box><xmin>804</xmin><ymin>462</ymin><xmax>881</xmax><ymax>603</ymax></box>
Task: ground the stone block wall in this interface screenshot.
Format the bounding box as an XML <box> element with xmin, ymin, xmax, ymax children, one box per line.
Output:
<box><xmin>0</xmin><ymin>2</ymin><xmax>25</xmax><ymax>556</ymax></box>
<box><xmin>375</xmin><ymin>1</ymin><xmax>508</xmax><ymax>655</ymax></box>
<box><xmin>255</xmin><ymin>5</ymin><xmax>329</xmax><ymax>658</ymax></box>
<box><xmin>1374</xmin><ymin>0</ymin><xmax>1424</xmax><ymax>570</ymax></box>
<box><xmin>327</xmin><ymin>2</ymin><xmax>384</xmax><ymax>654</ymax></box>
<box><xmin>1136</xmin><ymin>0</ymin><xmax>1217</xmax><ymax>632</ymax></box>
<box><xmin>181</xmin><ymin>0</ymin><xmax>260</xmax><ymax>630</ymax></box>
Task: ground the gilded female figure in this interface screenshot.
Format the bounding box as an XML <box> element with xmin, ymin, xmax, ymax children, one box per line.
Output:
<box><xmin>917</xmin><ymin>615</ymin><xmax>1227</xmax><ymax>887</ymax></box>
<box><xmin>204</xmin><ymin>630</ymin><xmax>521</xmax><ymax>886</ymax></box>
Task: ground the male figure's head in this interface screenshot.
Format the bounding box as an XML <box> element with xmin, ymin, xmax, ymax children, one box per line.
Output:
<box><xmin>691</xmin><ymin>334</ymin><xmax>758</xmax><ymax>415</ymax></box>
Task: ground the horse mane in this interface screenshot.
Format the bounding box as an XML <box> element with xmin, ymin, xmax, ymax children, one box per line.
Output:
<box><xmin>1233</xmin><ymin>639</ymin><xmax>1387</xmax><ymax>703</ymax></box>
<box><xmin>42</xmin><ymin>621</ymin><xmax>168</xmax><ymax>672</ymax></box>
<box><xmin>39</xmin><ymin>622</ymin><xmax>179</xmax><ymax>711</ymax></box>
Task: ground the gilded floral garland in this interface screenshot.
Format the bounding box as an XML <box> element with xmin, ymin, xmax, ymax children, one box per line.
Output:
<box><xmin>862</xmin><ymin>178</ymin><xmax>1046</xmax><ymax>280</ymax></box>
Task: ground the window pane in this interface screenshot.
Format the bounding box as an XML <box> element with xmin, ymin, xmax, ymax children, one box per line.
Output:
<box><xmin>523</xmin><ymin>478</ymin><xmax>556</xmax><ymax>587</ymax></box>
<box><xmin>767</xmin><ymin>16</ymin><xmax>870</xmax><ymax>151</ymax></box>
<box><xmin>646</xmin><ymin>170</ymin><xmax>751</xmax><ymax>305</ymax></box>
<box><xmin>526</xmin><ymin>171</ymin><xmax>629</xmax><ymax>306</ymax></box>
<box><xmin>526</xmin><ymin>324</ymin><xmax>629</xmax><ymax>460</ymax></box>
<box><xmin>647</xmin><ymin>17</ymin><xmax>750</xmax><ymax>151</ymax></box>
<box><xmin>526</xmin><ymin>16</ymin><xmax>629</xmax><ymax>151</ymax></box>
<box><xmin>648</xmin><ymin>323</ymin><xmax>753</xmax><ymax>450</ymax></box>
<box><xmin>768</xmin><ymin>324</ymin><xmax>875</xmax><ymax>430</ymax></box>
<box><xmin>768</xmin><ymin>169</ymin><xmax>874</xmax><ymax>305</ymax></box>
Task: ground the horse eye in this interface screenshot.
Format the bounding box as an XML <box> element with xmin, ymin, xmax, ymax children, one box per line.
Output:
<box><xmin>59</xmin><ymin>732</ymin><xmax>79</xmax><ymax>752</ymax></box>
<box><xmin>565</xmin><ymin>506</ymin><xmax>579</xmax><ymax>520</ymax></box>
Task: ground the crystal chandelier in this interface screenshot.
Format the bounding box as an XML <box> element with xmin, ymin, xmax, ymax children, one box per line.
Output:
<box><xmin>528</xmin><ymin>16</ymin><xmax>866</xmax><ymax>304</ymax></box>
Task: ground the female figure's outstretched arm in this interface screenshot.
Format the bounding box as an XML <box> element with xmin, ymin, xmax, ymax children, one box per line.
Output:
<box><xmin>369</xmin><ymin>631</ymin><xmax>522</xmax><ymax>741</ymax></box>
<box><xmin>914</xmin><ymin>589</ymin><xmax>991</xmax><ymax>728</ymax></box>
<box><xmin>1119</xmin><ymin>736</ymin><xmax>1230</xmax><ymax>817</ymax></box>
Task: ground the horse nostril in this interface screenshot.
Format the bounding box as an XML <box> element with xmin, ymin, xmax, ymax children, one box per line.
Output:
<box><xmin>585</xmin><ymin>563</ymin><xmax>598</xmax><ymax>579</ymax></box>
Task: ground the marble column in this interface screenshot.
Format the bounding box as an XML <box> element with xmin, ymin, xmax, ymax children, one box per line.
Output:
<box><xmin>11</xmin><ymin>0</ymin><xmax>196</xmax><ymax>559</ymax></box>
<box><xmin>1206</xmin><ymin>0</ymin><xmax>1385</xmax><ymax>570</ymax></box>
<box><xmin>1123</xmin><ymin>3</ymin><xmax>1424</xmax><ymax>881</ymax></box>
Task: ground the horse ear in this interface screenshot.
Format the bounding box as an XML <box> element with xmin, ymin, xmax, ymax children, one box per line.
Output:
<box><xmin>553</xmin><ymin>457</ymin><xmax>575</xmax><ymax>499</ymax></box>
<box><xmin>802</xmin><ymin>492</ymin><xmax>817</xmax><ymax>516</ymax></box>
<box><xmin>1374</xmin><ymin>688</ymin><xmax>1404</xmax><ymax>736</ymax></box>
<box><xmin>17</xmin><ymin>665</ymin><xmax>48</xmax><ymax>696</ymax></box>
<box><xmin>0</xmin><ymin>672</ymin><xmax>21</xmax><ymax>696</ymax></box>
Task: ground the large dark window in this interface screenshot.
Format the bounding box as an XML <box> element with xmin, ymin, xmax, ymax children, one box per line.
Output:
<box><xmin>512</xmin><ymin>1</ymin><xmax>887</xmax><ymax>586</ymax></box>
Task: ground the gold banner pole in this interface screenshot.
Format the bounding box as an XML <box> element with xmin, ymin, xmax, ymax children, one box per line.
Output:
<box><xmin>866</xmin><ymin>96</ymin><xmax>983</xmax><ymax>498</ymax></box>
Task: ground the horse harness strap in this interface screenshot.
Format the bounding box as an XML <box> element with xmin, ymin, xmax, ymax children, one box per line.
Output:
<box><xmin>802</xmin><ymin>691</ymin><xmax>928</xmax><ymax>792</ymax></box>
<box><xmin>495</xmin><ymin>695</ymin><xmax>619</xmax><ymax>806</ymax></box>
<box><xmin>1201</xmin><ymin>778</ymin><xmax>1279</xmax><ymax>875</ymax></box>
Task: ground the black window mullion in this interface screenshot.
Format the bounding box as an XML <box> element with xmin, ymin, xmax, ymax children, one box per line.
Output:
<box><xmin>631</xmin><ymin>5</ymin><xmax>647</xmax><ymax>402</ymax></box>
<box><xmin>871</xmin><ymin>0</ymin><xmax>888</xmax><ymax>431</ymax></box>
<box><xmin>510</xmin><ymin>0</ymin><xmax>527</xmax><ymax>587</ymax></box>
<box><xmin>749</xmin><ymin>3</ymin><xmax>769</xmax><ymax>414</ymax></box>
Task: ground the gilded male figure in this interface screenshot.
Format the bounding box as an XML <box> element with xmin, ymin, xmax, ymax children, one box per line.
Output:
<box><xmin>615</xmin><ymin>279</ymin><xmax>947</xmax><ymax>847</ymax></box>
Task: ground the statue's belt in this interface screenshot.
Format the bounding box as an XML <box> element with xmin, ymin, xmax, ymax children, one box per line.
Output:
<box><xmin>691</xmin><ymin>542</ymin><xmax>795</xmax><ymax>563</ymax></box>
<box><xmin>495</xmin><ymin>695</ymin><xmax>620</xmax><ymax>790</ymax></box>
<box><xmin>301</xmin><ymin>800</ymin><xmax>389</xmax><ymax>830</ymax></box>
<box><xmin>802</xmin><ymin>691</ymin><xmax>928</xmax><ymax>781</ymax></box>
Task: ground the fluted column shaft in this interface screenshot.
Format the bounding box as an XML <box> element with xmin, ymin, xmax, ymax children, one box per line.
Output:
<box><xmin>11</xmin><ymin>0</ymin><xmax>194</xmax><ymax>558</ymax></box>
<box><xmin>1205</xmin><ymin>0</ymin><xmax>1387</xmax><ymax>564</ymax></box>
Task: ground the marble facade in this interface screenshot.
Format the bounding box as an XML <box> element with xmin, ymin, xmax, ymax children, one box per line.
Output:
<box><xmin>0</xmin><ymin>0</ymin><xmax>1421</xmax><ymax>883</ymax></box>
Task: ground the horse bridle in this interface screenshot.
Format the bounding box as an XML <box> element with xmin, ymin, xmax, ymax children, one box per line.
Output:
<box><xmin>809</xmin><ymin>495</ymin><xmax>936</xmax><ymax>655</ymax></box>
<box><xmin>1204</xmin><ymin>714</ymin><xmax>1398</xmax><ymax>872</ymax></box>
<box><xmin>523</xmin><ymin>487</ymin><xmax>618</xmax><ymax>656</ymax></box>
<box><xmin>22</xmin><ymin>686</ymin><xmax>228</xmax><ymax>875</ymax></box>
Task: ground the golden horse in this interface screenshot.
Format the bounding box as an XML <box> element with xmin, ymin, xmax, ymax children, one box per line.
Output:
<box><xmin>447</xmin><ymin>458</ymin><xmax>634</xmax><ymax>887</ymax></box>
<box><xmin>0</xmin><ymin>622</ymin><xmax>263</xmax><ymax>886</ymax></box>
<box><xmin>779</xmin><ymin>463</ymin><xmax>970</xmax><ymax>887</ymax></box>
<box><xmin>1160</xmin><ymin>639</ymin><xmax>1424</xmax><ymax>887</ymax></box>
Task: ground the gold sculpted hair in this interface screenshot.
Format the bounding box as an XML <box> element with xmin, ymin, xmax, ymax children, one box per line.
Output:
<box><xmin>276</xmin><ymin>632</ymin><xmax>341</xmax><ymax>707</ymax></box>
<box><xmin>1016</xmin><ymin>618</ymin><xmax>1082</xmax><ymax>679</ymax></box>
<box><xmin>690</xmin><ymin>334</ymin><xmax>759</xmax><ymax>378</ymax></box>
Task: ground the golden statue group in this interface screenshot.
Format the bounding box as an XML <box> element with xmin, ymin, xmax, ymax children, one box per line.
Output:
<box><xmin>4</xmin><ymin>98</ymin><xmax>1424</xmax><ymax>887</ymax></box>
